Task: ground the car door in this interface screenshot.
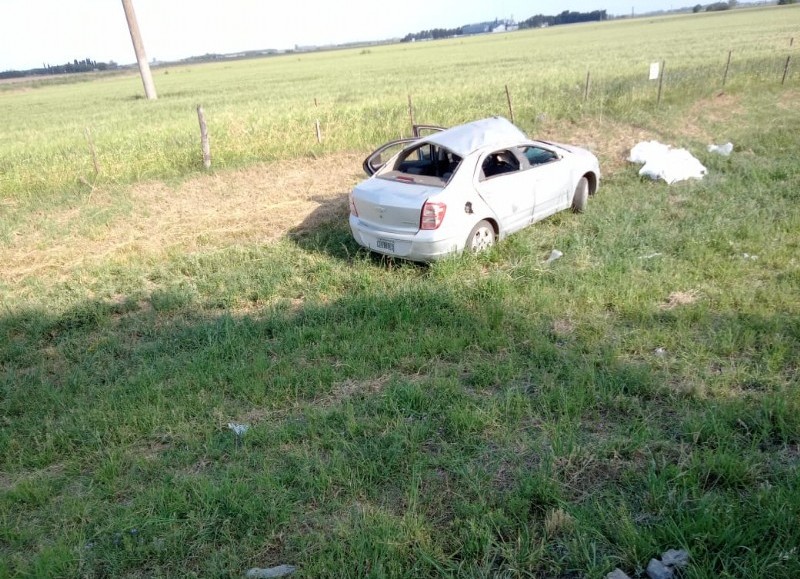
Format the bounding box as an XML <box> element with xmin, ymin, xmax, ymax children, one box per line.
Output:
<box><xmin>412</xmin><ymin>124</ymin><xmax>445</xmax><ymax>138</ymax></box>
<box><xmin>474</xmin><ymin>148</ymin><xmax>536</xmax><ymax>234</ymax></box>
<box><xmin>363</xmin><ymin>126</ymin><xmax>447</xmax><ymax>176</ymax></box>
<box><xmin>363</xmin><ymin>138</ymin><xmax>418</xmax><ymax>176</ymax></box>
<box><xmin>518</xmin><ymin>145</ymin><xmax>573</xmax><ymax>221</ymax></box>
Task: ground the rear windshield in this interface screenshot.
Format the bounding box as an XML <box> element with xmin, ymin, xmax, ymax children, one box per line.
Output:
<box><xmin>379</xmin><ymin>142</ymin><xmax>462</xmax><ymax>187</ymax></box>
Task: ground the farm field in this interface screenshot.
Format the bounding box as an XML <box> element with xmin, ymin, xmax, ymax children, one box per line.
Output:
<box><xmin>1</xmin><ymin>5</ymin><xmax>800</xmax><ymax>578</ymax></box>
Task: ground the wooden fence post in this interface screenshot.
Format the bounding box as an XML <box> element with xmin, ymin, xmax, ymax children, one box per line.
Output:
<box><xmin>196</xmin><ymin>105</ymin><xmax>211</xmax><ymax>170</ymax></box>
<box><xmin>407</xmin><ymin>94</ymin><xmax>415</xmax><ymax>133</ymax></box>
<box><xmin>315</xmin><ymin>120</ymin><xmax>322</xmax><ymax>144</ymax></box>
<box><xmin>505</xmin><ymin>84</ymin><xmax>515</xmax><ymax>123</ymax></box>
<box><xmin>84</xmin><ymin>128</ymin><xmax>100</xmax><ymax>176</ymax></box>
<box><xmin>782</xmin><ymin>55</ymin><xmax>791</xmax><ymax>85</ymax></box>
<box><xmin>657</xmin><ymin>60</ymin><xmax>666</xmax><ymax>107</ymax></box>
<box><xmin>723</xmin><ymin>50</ymin><xmax>732</xmax><ymax>87</ymax></box>
<box><xmin>583</xmin><ymin>70</ymin><xmax>591</xmax><ymax>102</ymax></box>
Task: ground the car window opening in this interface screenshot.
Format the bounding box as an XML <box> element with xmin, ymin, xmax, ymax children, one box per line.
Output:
<box><xmin>521</xmin><ymin>146</ymin><xmax>559</xmax><ymax>167</ymax></box>
<box><xmin>481</xmin><ymin>149</ymin><xmax>521</xmax><ymax>180</ymax></box>
<box><xmin>379</xmin><ymin>142</ymin><xmax>463</xmax><ymax>187</ymax></box>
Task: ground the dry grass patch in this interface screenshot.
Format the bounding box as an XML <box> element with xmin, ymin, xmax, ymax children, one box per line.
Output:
<box><xmin>539</xmin><ymin>117</ymin><xmax>663</xmax><ymax>175</ymax></box>
<box><xmin>1</xmin><ymin>152</ymin><xmax>363</xmax><ymax>284</ymax></box>
<box><xmin>544</xmin><ymin>507</ymin><xmax>575</xmax><ymax>537</ymax></box>
<box><xmin>660</xmin><ymin>290</ymin><xmax>700</xmax><ymax>310</ymax></box>
<box><xmin>683</xmin><ymin>92</ymin><xmax>743</xmax><ymax>141</ymax></box>
<box><xmin>551</xmin><ymin>319</ymin><xmax>576</xmax><ymax>338</ymax></box>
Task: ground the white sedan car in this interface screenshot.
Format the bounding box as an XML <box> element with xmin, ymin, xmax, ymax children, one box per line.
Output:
<box><xmin>348</xmin><ymin>117</ymin><xmax>600</xmax><ymax>261</ymax></box>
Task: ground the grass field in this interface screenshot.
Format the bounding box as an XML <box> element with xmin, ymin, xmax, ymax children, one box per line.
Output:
<box><xmin>2</xmin><ymin>5</ymin><xmax>800</xmax><ymax>578</ymax></box>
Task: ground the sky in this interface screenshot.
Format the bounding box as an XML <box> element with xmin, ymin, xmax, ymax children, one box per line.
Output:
<box><xmin>0</xmin><ymin>0</ymin><xmax>675</xmax><ymax>71</ymax></box>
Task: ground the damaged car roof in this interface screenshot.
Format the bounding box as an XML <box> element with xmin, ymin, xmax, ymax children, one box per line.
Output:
<box><xmin>423</xmin><ymin>116</ymin><xmax>528</xmax><ymax>157</ymax></box>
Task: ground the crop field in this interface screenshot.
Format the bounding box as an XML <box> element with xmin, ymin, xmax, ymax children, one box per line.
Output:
<box><xmin>1</xmin><ymin>4</ymin><xmax>800</xmax><ymax>578</ymax></box>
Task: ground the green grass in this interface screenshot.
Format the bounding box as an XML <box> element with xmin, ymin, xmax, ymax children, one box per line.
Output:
<box><xmin>2</xmin><ymin>7</ymin><xmax>800</xmax><ymax>578</ymax></box>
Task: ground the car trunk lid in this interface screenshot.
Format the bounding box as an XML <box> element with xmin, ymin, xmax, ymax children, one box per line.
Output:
<box><xmin>351</xmin><ymin>177</ymin><xmax>441</xmax><ymax>234</ymax></box>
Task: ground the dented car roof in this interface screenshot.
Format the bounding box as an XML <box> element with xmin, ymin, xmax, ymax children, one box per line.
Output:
<box><xmin>422</xmin><ymin>117</ymin><xmax>528</xmax><ymax>157</ymax></box>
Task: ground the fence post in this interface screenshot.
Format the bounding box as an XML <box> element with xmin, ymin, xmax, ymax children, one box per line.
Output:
<box><xmin>723</xmin><ymin>50</ymin><xmax>732</xmax><ymax>87</ymax></box>
<box><xmin>657</xmin><ymin>60</ymin><xmax>666</xmax><ymax>107</ymax></box>
<box><xmin>315</xmin><ymin>120</ymin><xmax>322</xmax><ymax>144</ymax></box>
<box><xmin>505</xmin><ymin>84</ymin><xmax>515</xmax><ymax>123</ymax></box>
<box><xmin>782</xmin><ymin>55</ymin><xmax>791</xmax><ymax>85</ymax></box>
<box><xmin>583</xmin><ymin>70</ymin><xmax>591</xmax><ymax>102</ymax></box>
<box><xmin>84</xmin><ymin>127</ymin><xmax>100</xmax><ymax>176</ymax></box>
<box><xmin>407</xmin><ymin>94</ymin><xmax>415</xmax><ymax>134</ymax></box>
<box><xmin>196</xmin><ymin>105</ymin><xmax>211</xmax><ymax>170</ymax></box>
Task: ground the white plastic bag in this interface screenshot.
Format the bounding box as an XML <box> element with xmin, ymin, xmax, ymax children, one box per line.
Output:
<box><xmin>629</xmin><ymin>141</ymin><xmax>707</xmax><ymax>184</ymax></box>
<box><xmin>707</xmin><ymin>142</ymin><xmax>734</xmax><ymax>156</ymax></box>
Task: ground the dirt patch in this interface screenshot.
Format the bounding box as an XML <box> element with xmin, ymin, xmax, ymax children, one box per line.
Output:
<box><xmin>1</xmin><ymin>152</ymin><xmax>363</xmax><ymax>283</ymax></box>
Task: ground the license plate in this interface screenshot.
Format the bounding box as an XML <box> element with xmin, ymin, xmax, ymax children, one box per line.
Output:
<box><xmin>376</xmin><ymin>238</ymin><xmax>395</xmax><ymax>252</ymax></box>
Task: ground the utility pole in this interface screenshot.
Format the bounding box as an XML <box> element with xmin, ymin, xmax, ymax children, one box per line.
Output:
<box><xmin>121</xmin><ymin>0</ymin><xmax>157</xmax><ymax>100</ymax></box>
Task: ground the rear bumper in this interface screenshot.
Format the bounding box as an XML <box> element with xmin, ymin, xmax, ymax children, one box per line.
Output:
<box><xmin>349</xmin><ymin>216</ymin><xmax>461</xmax><ymax>261</ymax></box>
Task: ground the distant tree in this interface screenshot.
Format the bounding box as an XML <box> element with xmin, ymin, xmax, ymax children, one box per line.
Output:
<box><xmin>778</xmin><ymin>0</ymin><xmax>797</xmax><ymax>5</ymax></box>
<box><xmin>693</xmin><ymin>4</ymin><xmax>703</xmax><ymax>12</ymax></box>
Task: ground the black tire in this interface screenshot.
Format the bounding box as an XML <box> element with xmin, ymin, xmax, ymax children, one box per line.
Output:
<box><xmin>465</xmin><ymin>220</ymin><xmax>495</xmax><ymax>253</ymax></box>
<box><xmin>571</xmin><ymin>176</ymin><xmax>589</xmax><ymax>213</ymax></box>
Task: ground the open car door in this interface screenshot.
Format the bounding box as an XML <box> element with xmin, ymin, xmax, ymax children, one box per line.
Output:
<box><xmin>363</xmin><ymin>138</ymin><xmax>418</xmax><ymax>176</ymax></box>
<box><xmin>412</xmin><ymin>124</ymin><xmax>446</xmax><ymax>138</ymax></box>
<box><xmin>363</xmin><ymin>125</ymin><xmax>447</xmax><ymax>176</ymax></box>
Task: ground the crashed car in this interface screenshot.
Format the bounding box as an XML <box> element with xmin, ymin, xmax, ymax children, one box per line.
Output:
<box><xmin>348</xmin><ymin>116</ymin><xmax>600</xmax><ymax>261</ymax></box>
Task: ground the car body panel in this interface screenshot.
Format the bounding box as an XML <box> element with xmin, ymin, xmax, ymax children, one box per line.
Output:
<box><xmin>349</xmin><ymin>117</ymin><xmax>600</xmax><ymax>262</ymax></box>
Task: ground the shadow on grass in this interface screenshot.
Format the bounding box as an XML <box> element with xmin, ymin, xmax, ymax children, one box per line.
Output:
<box><xmin>287</xmin><ymin>193</ymin><xmax>425</xmax><ymax>271</ymax></box>
<box><xmin>288</xmin><ymin>193</ymin><xmax>359</xmax><ymax>261</ymax></box>
<box><xmin>1</xmin><ymin>281</ymin><xmax>799</xmax><ymax>577</ymax></box>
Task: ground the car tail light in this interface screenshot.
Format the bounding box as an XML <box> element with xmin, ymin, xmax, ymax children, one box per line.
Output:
<box><xmin>420</xmin><ymin>201</ymin><xmax>447</xmax><ymax>230</ymax></box>
<box><xmin>348</xmin><ymin>192</ymin><xmax>358</xmax><ymax>217</ymax></box>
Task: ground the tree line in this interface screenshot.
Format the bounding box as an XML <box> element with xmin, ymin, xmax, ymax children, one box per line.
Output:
<box><xmin>401</xmin><ymin>10</ymin><xmax>607</xmax><ymax>42</ymax></box>
<box><xmin>0</xmin><ymin>59</ymin><xmax>118</xmax><ymax>79</ymax></box>
<box><xmin>520</xmin><ymin>10</ymin><xmax>608</xmax><ymax>29</ymax></box>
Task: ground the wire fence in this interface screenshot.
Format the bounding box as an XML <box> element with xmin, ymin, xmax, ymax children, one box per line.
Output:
<box><xmin>0</xmin><ymin>48</ymin><xmax>797</xmax><ymax>199</ymax></box>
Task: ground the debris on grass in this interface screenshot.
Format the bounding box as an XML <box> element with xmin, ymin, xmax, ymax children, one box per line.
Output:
<box><xmin>246</xmin><ymin>565</ymin><xmax>297</xmax><ymax>578</ymax></box>
<box><xmin>606</xmin><ymin>570</ymin><xmax>632</xmax><ymax>579</ymax></box>
<box><xmin>227</xmin><ymin>423</ymin><xmax>250</xmax><ymax>447</ymax></box>
<box><xmin>646</xmin><ymin>558</ymin><xmax>674</xmax><ymax>579</ymax></box>
<box><xmin>707</xmin><ymin>142</ymin><xmax>734</xmax><ymax>156</ymax></box>
<box><xmin>545</xmin><ymin>249</ymin><xmax>563</xmax><ymax>263</ymax></box>
<box><xmin>661</xmin><ymin>549</ymin><xmax>690</xmax><ymax>568</ymax></box>
<box><xmin>639</xmin><ymin>252</ymin><xmax>663</xmax><ymax>260</ymax></box>
<box><xmin>629</xmin><ymin>140</ymin><xmax>707</xmax><ymax>184</ymax></box>
<box><xmin>227</xmin><ymin>423</ymin><xmax>250</xmax><ymax>436</ymax></box>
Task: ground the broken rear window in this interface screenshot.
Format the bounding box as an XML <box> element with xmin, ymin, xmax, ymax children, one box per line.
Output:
<box><xmin>379</xmin><ymin>143</ymin><xmax>462</xmax><ymax>187</ymax></box>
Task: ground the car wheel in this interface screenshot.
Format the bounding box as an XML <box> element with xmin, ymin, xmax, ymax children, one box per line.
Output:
<box><xmin>571</xmin><ymin>177</ymin><xmax>589</xmax><ymax>213</ymax></box>
<box><xmin>465</xmin><ymin>220</ymin><xmax>495</xmax><ymax>253</ymax></box>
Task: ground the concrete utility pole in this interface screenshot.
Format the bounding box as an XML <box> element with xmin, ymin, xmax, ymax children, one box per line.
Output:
<box><xmin>121</xmin><ymin>0</ymin><xmax>157</xmax><ymax>100</ymax></box>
